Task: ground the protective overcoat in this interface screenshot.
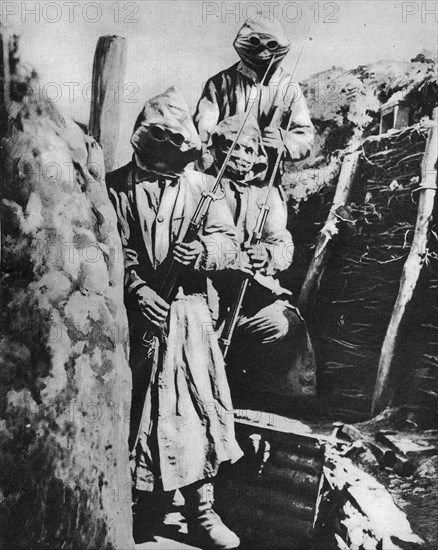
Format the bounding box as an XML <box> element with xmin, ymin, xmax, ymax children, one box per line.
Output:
<box><xmin>108</xmin><ymin>89</ymin><xmax>243</xmax><ymax>492</ymax></box>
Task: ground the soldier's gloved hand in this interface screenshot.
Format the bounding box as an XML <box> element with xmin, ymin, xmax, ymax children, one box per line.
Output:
<box><xmin>229</xmin><ymin>246</ymin><xmax>263</xmax><ymax>275</ymax></box>
<box><xmin>136</xmin><ymin>285</ymin><xmax>170</xmax><ymax>327</ymax></box>
<box><xmin>262</xmin><ymin>126</ymin><xmax>284</xmax><ymax>152</ymax></box>
<box><xmin>228</xmin><ymin>254</ymin><xmax>253</xmax><ymax>275</ymax></box>
<box><xmin>173</xmin><ymin>240</ymin><xmax>204</xmax><ymax>266</ymax></box>
<box><xmin>246</xmin><ymin>244</ymin><xmax>269</xmax><ymax>271</ymax></box>
<box><xmin>233</xmin><ymin>260</ymin><xmax>254</xmax><ymax>275</ymax></box>
<box><xmin>200</xmin><ymin>148</ymin><xmax>214</xmax><ymax>171</ymax></box>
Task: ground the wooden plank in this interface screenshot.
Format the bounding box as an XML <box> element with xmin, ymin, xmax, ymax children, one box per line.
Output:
<box><xmin>271</xmin><ymin>449</ymin><xmax>323</xmax><ymax>476</ymax></box>
<box><xmin>89</xmin><ymin>35</ymin><xmax>127</xmax><ymax>172</ymax></box>
<box><xmin>218</xmin><ymin>479</ymin><xmax>316</xmax><ymax>523</ymax></box>
<box><xmin>371</xmin><ymin>108</ymin><xmax>438</xmax><ymax>416</ymax></box>
<box><xmin>261</xmin><ymin>462</ymin><xmax>321</xmax><ymax>497</ymax></box>
<box><xmin>298</xmin><ymin>151</ymin><xmax>360</xmax><ymax>314</ymax></box>
<box><xmin>236</xmin><ymin>420</ymin><xmax>325</xmax><ymax>459</ymax></box>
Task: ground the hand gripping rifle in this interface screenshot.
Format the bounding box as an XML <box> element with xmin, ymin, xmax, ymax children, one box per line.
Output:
<box><xmin>219</xmin><ymin>20</ymin><xmax>313</xmax><ymax>357</ymax></box>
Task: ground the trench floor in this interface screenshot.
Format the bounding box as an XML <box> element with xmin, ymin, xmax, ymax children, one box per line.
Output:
<box><xmin>134</xmin><ymin>511</ymin><xmax>201</xmax><ymax>549</ymax></box>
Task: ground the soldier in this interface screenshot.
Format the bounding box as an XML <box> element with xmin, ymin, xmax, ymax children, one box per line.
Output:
<box><xmin>208</xmin><ymin>114</ymin><xmax>317</xmax><ymax>403</ymax></box>
<box><xmin>107</xmin><ymin>87</ymin><xmax>242</xmax><ymax>550</ymax></box>
<box><xmin>194</xmin><ymin>14</ymin><xmax>314</xmax><ymax>174</ymax></box>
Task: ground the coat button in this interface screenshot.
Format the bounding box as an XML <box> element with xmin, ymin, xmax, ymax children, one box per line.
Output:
<box><xmin>157</xmin><ymin>215</ymin><xmax>164</xmax><ymax>223</ymax></box>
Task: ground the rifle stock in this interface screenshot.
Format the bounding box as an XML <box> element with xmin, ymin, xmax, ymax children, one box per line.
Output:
<box><xmin>158</xmin><ymin>219</ymin><xmax>203</xmax><ymax>302</ymax></box>
<box><xmin>219</xmin><ymin>201</ymin><xmax>270</xmax><ymax>357</ymax></box>
<box><xmin>220</xmin><ymin>277</ymin><xmax>250</xmax><ymax>357</ymax></box>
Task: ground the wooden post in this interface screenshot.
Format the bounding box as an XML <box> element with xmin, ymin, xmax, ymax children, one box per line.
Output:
<box><xmin>89</xmin><ymin>35</ymin><xmax>127</xmax><ymax>173</ymax></box>
<box><xmin>0</xmin><ymin>26</ymin><xmax>11</xmax><ymax>117</ymax></box>
<box><xmin>0</xmin><ymin>26</ymin><xmax>11</xmax><ymax>268</ymax></box>
<box><xmin>298</xmin><ymin>152</ymin><xmax>360</xmax><ymax>313</ymax></box>
<box><xmin>371</xmin><ymin>109</ymin><xmax>438</xmax><ymax>416</ymax></box>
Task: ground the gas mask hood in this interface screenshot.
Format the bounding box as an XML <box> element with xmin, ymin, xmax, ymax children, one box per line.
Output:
<box><xmin>131</xmin><ymin>86</ymin><xmax>201</xmax><ymax>175</ymax></box>
<box><xmin>210</xmin><ymin>114</ymin><xmax>268</xmax><ymax>185</ymax></box>
<box><xmin>233</xmin><ymin>15</ymin><xmax>290</xmax><ymax>73</ymax></box>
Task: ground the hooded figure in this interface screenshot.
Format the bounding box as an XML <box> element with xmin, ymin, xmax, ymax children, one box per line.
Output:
<box><xmin>107</xmin><ymin>88</ymin><xmax>242</xmax><ymax>550</ymax></box>
<box><xmin>209</xmin><ymin>113</ymin><xmax>268</xmax><ymax>183</ymax></box>
<box><xmin>207</xmin><ymin>114</ymin><xmax>317</xmax><ymax>405</ymax></box>
<box><xmin>194</xmin><ymin>14</ymin><xmax>314</xmax><ymax>174</ymax></box>
<box><xmin>131</xmin><ymin>86</ymin><xmax>201</xmax><ymax>176</ymax></box>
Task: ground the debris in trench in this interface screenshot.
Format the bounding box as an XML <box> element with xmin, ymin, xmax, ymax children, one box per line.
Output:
<box><xmin>323</xmin><ymin>439</ymin><xmax>425</xmax><ymax>549</ymax></box>
<box><xmin>322</xmin><ymin>416</ymin><xmax>438</xmax><ymax>549</ymax></box>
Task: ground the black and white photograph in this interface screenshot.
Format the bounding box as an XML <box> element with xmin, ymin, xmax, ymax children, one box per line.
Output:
<box><xmin>0</xmin><ymin>1</ymin><xmax>437</xmax><ymax>549</ymax></box>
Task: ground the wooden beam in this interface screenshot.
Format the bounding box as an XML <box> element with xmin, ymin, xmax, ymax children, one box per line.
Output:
<box><xmin>0</xmin><ymin>26</ymin><xmax>11</xmax><ymax>269</ymax></box>
<box><xmin>298</xmin><ymin>151</ymin><xmax>360</xmax><ymax>314</ymax></box>
<box><xmin>0</xmin><ymin>25</ymin><xmax>11</xmax><ymax>131</ymax></box>
<box><xmin>371</xmin><ymin>108</ymin><xmax>438</xmax><ymax>416</ymax></box>
<box><xmin>89</xmin><ymin>35</ymin><xmax>127</xmax><ymax>173</ymax></box>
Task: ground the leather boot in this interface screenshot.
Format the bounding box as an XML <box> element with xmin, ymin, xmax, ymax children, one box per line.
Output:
<box><xmin>132</xmin><ymin>489</ymin><xmax>175</xmax><ymax>543</ymax></box>
<box><xmin>181</xmin><ymin>480</ymin><xmax>240</xmax><ymax>549</ymax></box>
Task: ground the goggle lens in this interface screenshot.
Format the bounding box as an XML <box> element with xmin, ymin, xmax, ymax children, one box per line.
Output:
<box><xmin>148</xmin><ymin>126</ymin><xmax>185</xmax><ymax>147</ymax></box>
<box><xmin>247</xmin><ymin>35</ymin><xmax>279</xmax><ymax>52</ymax></box>
<box><xmin>171</xmin><ymin>133</ymin><xmax>185</xmax><ymax>147</ymax></box>
<box><xmin>148</xmin><ymin>126</ymin><xmax>166</xmax><ymax>141</ymax></box>
<box><xmin>266</xmin><ymin>40</ymin><xmax>279</xmax><ymax>51</ymax></box>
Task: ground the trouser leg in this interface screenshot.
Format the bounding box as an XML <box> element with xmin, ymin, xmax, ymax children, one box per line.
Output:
<box><xmin>229</xmin><ymin>299</ymin><xmax>317</xmax><ymax>398</ymax></box>
<box><xmin>128</xmin><ymin>333</ymin><xmax>156</xmax><ymax>453</ymax></box>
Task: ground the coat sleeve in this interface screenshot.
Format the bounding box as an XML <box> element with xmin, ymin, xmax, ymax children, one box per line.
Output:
<box><xmin>260</xmin><ymin>187</ymin><xmax>294</xmax><ymax>276</ymax></box>
<box><xmin>281</xmin><ymin>82</ymin><xmax>314</xmax><ymax>162</ymax></box>
<box><xmin>195</xmin><ymin>186</ymin><xmax>239</xmax><ymax>272</ymax></box>
<box><xmin>108</xmin><ymin>176</ymin><xmax>148</xmax><ymax>297</ymax></box>
<box><xmin>194</xmin><ymin>78</ymin><xmax>221</xmax><ymax>171</ymax></box>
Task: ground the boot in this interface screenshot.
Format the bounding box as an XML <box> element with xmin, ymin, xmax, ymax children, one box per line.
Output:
<box><xmin>132</xmin><ymin>489</ymin><xmax>175</xmax><ymax>543</ymax></box>
<box><xmin>181</xmin><ymin>480</ymin><xmax>240</xmax><ymax>550</ymax></box>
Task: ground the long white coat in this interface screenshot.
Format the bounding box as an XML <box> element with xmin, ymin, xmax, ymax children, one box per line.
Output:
<box><xmin>108</xmin><ymin>163</ymin><xmax>243</xmax><ymax>492</ymax></box>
